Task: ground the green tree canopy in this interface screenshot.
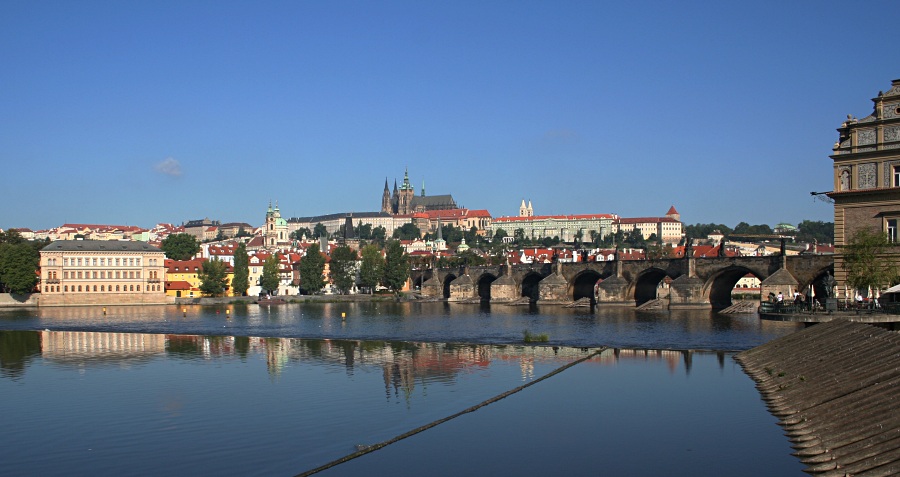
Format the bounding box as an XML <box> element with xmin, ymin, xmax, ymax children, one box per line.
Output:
<box><xmin>231</xmin><ymin>242</ymin><xmax>249</xmax><ymax>296</ymax></box>
<box><xmin>492</xmin><ymin>228</ymin><xmax>508</xmax><ymax>244</ymax></box>
<box><xmin>842</xmin><ymin>227</ymin><xmax>899</xmax><ymax>293</ymax></box>
<box><xmin>198</xmin><ymin>258</ymin><xmax>229</xmax><ymax>297</ymax></box>
<box><xmin>356</xmin><ymin>223</ymin><xmax>373</xmax><ymax>240</ymax></box>
<box><xmin>298</xmin><ymin>243</ymin><xmax>326</xmax><ymax>294</ymax></box>
<box><xmin>359</xmin><ymin>244</ymin><xmax>384</xmax><ymax>293</ymax></box>
<box><xmin>371</xmin><ymin>226</ymin><xmax>387</xmax><ymax>246</ymax></box>
<box><xmin>382</xmin><ymin>240</ymin><xmax>409</xmax><ymax>293</ymax></box>
<box><xmin>291</xmin><ymin>227</ymin><xmax>312</xmax><ymax>241</ymax></box>
<box><xmin>313</xmin><ymin>223</ymin><xmax>328</xmax><ymax>238</ymax></box>
<box><xmin>393</xmin><ymin>223</ymin><xmax>421</xmax><ymax>241</ymax></box>
<box><xmin>0</xmin><ymin>243</ymin><xmax>40</xmax><ymax>294</ymax></box>
<box><xmin>329</xmin><ymin>245</ymin><xmax>358</xmax><ymax>294</ymax></box>
<box><xmin>684</xmin><ymin>223</ymin><xmax>733</xmax><ymax>239</ymax></box>
<box><xmin>731</xmin><ymin>222</ymin><xmax>773</xmax><ymax>236</ymax></box>
<box><xmin>797</xmin><ymin>220</ymin><xmax>834</xmax><ymax>244</ymax></box>
<box><xmin>161</xmin><ymin>233</ymin><xmax>200</xmax><ymax>260</ymax></box>
<box><xmin>259</xmin><ymin>254</ymin><xmax>281</xmax><ymax>294</ymax></box>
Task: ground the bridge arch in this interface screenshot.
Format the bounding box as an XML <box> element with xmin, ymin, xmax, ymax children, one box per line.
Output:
<box><xmin>632</xmin><ymin>267</ymin><xmax>669</xmax><ymax>306</ymax></box>
<box><xmin>705</xmin><ymin>266</ymin><xmax>765</xmax><ymax>309</ymax></box>
<box><xmin>570</xmin><ymin>270</ymin><xmax>604</xmax><ymax>304</ymax></box>
<box><xmin>477</xmin><ymin>273</ymin><xmax>497</xmax><ymax>301</ymax></box>
<box><xmin>521</xmin><ymin>272</ymin><xmax>542</xmax><ymax>302</ymax></box>
<box><xmin>442</xmin><ymin>273</ymin><xmax>457</xmax><ymax>299</ymax></box>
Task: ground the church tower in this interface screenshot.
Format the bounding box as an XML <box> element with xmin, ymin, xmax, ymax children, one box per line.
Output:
<box><xmin>381</xmin><ymin>178</ymin><xmax>392</xmax><ymax>214</ymax></box>
<box><xmin>519</xmin><ymin>199</ymin><xmax>528</xmax><ymax>217</ymax></box>
<box><xmin>397</xmin><ymin>167</ymin><xmax>415</xmax><ymax>214</ymax></box>
<box><xmin>265</xmin><ymin>201</ymin><xmax>287</xmax><ymax>248</ymax></box>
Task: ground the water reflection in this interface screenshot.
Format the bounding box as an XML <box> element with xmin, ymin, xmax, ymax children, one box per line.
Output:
<box><xmin>0</xmin><ymin>330</ymin><xmax>600</xmax><ymax>385</ymax></box>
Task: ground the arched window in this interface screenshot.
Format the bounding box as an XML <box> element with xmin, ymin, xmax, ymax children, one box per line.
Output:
<box><xmin>64</xmin><ymin>286</ymin><xmax>68</xmax><ymax>292</ymax></box>
<box><xmin>116</xmin><ymin>285</ymin><xmax>120</xmax><ymax>292</ymax></box>
<box><xmin>130</xmin><ymin>285</ymin><xmax>134</xmax><ymax>291</ymax></box>
<box><xmin>55</xmin><ymin>286</ymin><xmax>59</xmax><ymax>293</ymax></box>
<box><xmin>100</xmin><ymin>285</ymin><xmax>104</xmax><ymax>292</ymax></box>
<box><xmin>137</xmin><ymin>285</ymin><xmax>140</xmax><ymax>291</ymax></box>
<box><xmin>93</xmin><ymin>285</ymin><xmax>97</xmax><ymax>292</ymax></box>
<box><xmin>77</xmin><ymin>286</ymin><xmax>82</xmax><ymax>292</ymax></box>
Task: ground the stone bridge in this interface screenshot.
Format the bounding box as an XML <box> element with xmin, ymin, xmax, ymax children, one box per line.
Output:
<box><xmin>414</xmin><ymin>254</ymin><xmax>834</xmax><ymax>310</ymax></box>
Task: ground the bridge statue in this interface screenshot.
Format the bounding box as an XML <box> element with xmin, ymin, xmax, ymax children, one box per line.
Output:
<box><xmin>820</xmin><ymin>271</ymin><xmax>836</xmax><ymax>299</ymax></box>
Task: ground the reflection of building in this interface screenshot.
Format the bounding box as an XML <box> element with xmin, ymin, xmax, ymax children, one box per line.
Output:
<box><xmin>828</xmin><ymin>79</ymin><xmax>900</xmax><ymax>294</ymax></box>
<box><xmin>41</xmin><ymin>330</ymin><xmax>166</xmax><ymax>365</ymax></box>
<box><xmin>39</xmin><ymin>240</ymin><xmax>167</xmax><ymax>306</ymax></box>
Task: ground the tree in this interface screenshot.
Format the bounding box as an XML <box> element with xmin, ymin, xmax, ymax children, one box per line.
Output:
<box><xmin>161</xmin><ymin>233</ymin><xmax>200</xmax><ymax>260</ymax></box>
<box><xmin>492</xmin><ymin>228</ymin><xmax>508</xmax><ymax>244</ymax></box>
<box><xmin>313</xmin><ymin>223</ymin><xmax>328</xmax><ymax>238</ymax></box>
<box><xmin>235</xmin><ymin>226</ymin><xmax>251</xmax><ymax>238</ymax></box>
<box><xmin>291</xmin><ymin>227</ymin><xmax>312</xmax><ymax>241</ymax></box>
<box><xmin>298</xmin><ymin>243</ymin><xmax>326</xmax><ymax>294</ymax></box>
<box><xmin>198</xmin><ymin>258</ymin><xmax>229</xmax><ymax>297</ymax></box>
<box><xmin>842</xmin><ymin>227</ymin><xmax>899</xmax><ymax>293</ymax></box>
<box><xmin>232</xmin><ymin>242</ymin><xmax>249</xmax><ymax>296</ymax></box>
<box><xmin>371</xmin><ymin>226</ymin><xmax>387</xmax><ymax>246</ymax></box>
<box><xmin>329</xmin><ymin>246</ymin><xmax>358</xmax><ymax>294</ymax></box>
<box><xmin>260</xmin><ymin>254</ymin><xmax>281</xmax><ymax>295</ymax></box>
<box><xmin>797</xmin><ymin>220</ymin><xmax>835</xmax><ymax>244</ymax></box>
<box><xmin>382</xmin><ymin>240</ymin><xmax>409</xmax><ymax>293</ymax></box>
<box><xmin>0</xmin><ymin>243</ymin><xmax>39</xmax><ymax>294</ymax></box>
<box><xmin>0</xmin><ymin>229</ymin><xmax>25</xmax><ymax>245</ymax></box>
<box><xmin>356</xmin><ymin>223</ymin><xmax>373</xmax><ymax>240</ymax></box>
<box><xmin>393</xmin><ymin>223</ymin><xmax>421</xmax><ymax>240</ymax></box>
<box><xmin>359</xmin><ymin>244</ymin><xmax>384</xmax><ymax>293</ymax></box>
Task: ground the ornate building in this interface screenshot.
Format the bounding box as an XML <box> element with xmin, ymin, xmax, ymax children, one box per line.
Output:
<box><xmin>827</xmin><ymin>78</ymin><xmax>900</xmax><ymax>293</ymax></box>
<box><xmin>265</xmin><ymin>201</ymin><xmax>289</xmax><ymax>248</ymax></box>
<box><xmin>381</xmin><ymin>168</ymin><xmax>457</xmax><ymax>215</ymax></box>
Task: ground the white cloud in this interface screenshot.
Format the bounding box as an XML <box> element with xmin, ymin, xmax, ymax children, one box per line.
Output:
<box><xmin>154</xmin><ymin>157</ymin><xmax>183</xmax><ymax>177</ymax></box>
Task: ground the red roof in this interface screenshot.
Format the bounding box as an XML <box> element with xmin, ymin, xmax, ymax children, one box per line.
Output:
<box><xmin>165</xmin><ymin>281</ymin><xmax>192</xmax><ymax>290</ymax></box>
<box><xmin>494</xmin><ymin>214</ymin><xmax>614</xmax><ymax>223</ymax></box>
<box><xmin>666</xmin><ymin>205</ymin><xmax>679</xmax><ymax>215</ymax></box>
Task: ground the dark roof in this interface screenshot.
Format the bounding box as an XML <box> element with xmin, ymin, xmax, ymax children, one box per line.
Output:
<box><xmin>288</xmin><ymin>211</ymin><xmax>391</xmax><ymax>223</ymax></box>
<box><xmin>411</xmin><ymin>195</ymin><xmax>456</xmax><ymax>208</ymax></box>
<box><xmin>42</xmin><ymin>240</ymin><xmax>162</xmax><ymax>253</ymax></box>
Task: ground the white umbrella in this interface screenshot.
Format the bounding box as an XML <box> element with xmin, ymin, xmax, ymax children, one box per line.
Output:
<box><xmin>884</xmin><ymin>284</ymin><xmax>900</xmax><ymax>294</ymax></box>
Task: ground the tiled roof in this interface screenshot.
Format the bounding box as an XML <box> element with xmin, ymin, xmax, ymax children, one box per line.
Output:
<box><xmin>43</xmin><ymin>240</ymin><xmax>162</xmax><ymax>252</ymax></box>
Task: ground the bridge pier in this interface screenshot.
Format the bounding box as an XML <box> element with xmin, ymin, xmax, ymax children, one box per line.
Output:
<box><xmin>421</xmin><ymin>275</ymin><xmax>441</xmax><ymax>298</ymax></box>
<box><xmin>490</xmin><ymin>274</ymin><xmax>518</xmax><ymax>303</ymax></box>
<box><xmin>596</xmin><ymin>275</ymin><xmax>633</xmax><ymax>307</ymax></box>
<box><xmin>448</xmin><ymin>274</ymin><xmax>475</xmax><ymax>302</ymax></box>
<box><xmin>668</xmin><ymin>275</ymin><xmax>710</xmax><ymax>310</ymax></box>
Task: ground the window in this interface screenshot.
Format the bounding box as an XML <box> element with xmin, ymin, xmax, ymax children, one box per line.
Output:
<box><xmin>888</xmin><ymin>219</ymin><xmax>898</xmax><ymax>243</ymax></box>
<box><xmin>894</xmin><ymin>166</ymin><xmax>900</xmax><ymax>187</ymax></box>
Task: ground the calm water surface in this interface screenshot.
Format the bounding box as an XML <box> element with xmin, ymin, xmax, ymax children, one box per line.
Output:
<box><xmin>0</xmin><ymin>303</ymin><xmax>805</xmax><ymax>476</ymax></box>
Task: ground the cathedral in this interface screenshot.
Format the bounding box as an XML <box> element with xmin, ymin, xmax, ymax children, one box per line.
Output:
<box><xmin>381</xmin><ymin>168</ymin><xmax>457</xmax><ymax>215</ymax></box>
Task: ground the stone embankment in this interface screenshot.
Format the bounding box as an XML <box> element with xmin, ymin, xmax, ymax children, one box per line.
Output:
<box><xmin>735</xmin><ymin>319</ymin><xmax>900</xmax><ymax>475</ymax></box>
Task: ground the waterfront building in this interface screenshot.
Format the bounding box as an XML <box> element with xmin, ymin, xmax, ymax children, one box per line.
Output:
<box><xmin>39</xmin><ymin>240</ymin><xmax>166</xmax><ymax>306</ymax></box>
<box><xmin>827</xmin><ymin>78</ymin><xmax>900</xmax><ymax>294</ymax></box>
<box><xmin>165</xmin><ymin>258</ymin><xmax>235</xmax><ymax>298</ymax></box>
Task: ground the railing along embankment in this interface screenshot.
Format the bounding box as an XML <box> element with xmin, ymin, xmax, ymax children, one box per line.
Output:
<box><xmin>735</xmin><ymin>319</ymin><xmax>900</xmax><ymax>475</ymax></box>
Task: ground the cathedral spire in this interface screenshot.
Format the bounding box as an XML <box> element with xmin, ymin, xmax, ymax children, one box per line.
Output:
<box><xmin>421</xmin><ymin>180</ymin><xmax>425</xmax><ymax>197</ymax></box>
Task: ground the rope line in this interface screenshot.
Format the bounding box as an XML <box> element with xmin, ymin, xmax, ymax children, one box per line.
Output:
<box><xmin>294</xmin><ymin>346</ymin><xmax>607</xmax><ymax>477</ymax></box>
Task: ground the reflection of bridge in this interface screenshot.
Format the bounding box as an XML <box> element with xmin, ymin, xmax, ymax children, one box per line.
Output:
<box><xmin>415</xmin><ymin>253</ymin><xmax>833</xmax><ymax>310</ymax></box>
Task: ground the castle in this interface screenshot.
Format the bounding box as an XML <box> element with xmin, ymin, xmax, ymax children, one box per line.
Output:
<box><xmin>381</xmin><ymin>168</ymin><xmax>457</xmax><ymax>215</ymax></box>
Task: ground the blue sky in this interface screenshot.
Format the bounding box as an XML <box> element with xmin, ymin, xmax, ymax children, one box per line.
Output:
<box><xmin>2</xmin><ymin>1</ymin><xmax>898</xmax><ymax>231</ymax></box>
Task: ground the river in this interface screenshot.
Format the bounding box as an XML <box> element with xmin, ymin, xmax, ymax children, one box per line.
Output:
<box><xmin>0</xmin><ymin>303</ymin><xmax>805</xmax><ymax>476</ymax></box>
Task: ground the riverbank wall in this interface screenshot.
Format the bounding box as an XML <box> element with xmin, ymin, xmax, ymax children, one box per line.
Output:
<box><xmin>735</xmin><ymin>319</ymin><xmax>900</xmax><ymax>475</ymax></box>
<box><xmin>0</xmin><ymin>293</ymin><xmax>38</xmax><ymax>307</ymax></box>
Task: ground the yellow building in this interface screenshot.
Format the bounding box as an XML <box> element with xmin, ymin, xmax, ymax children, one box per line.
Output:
<box><xmin>39</xmin><ymin>240</ymin><xmax>166</xmax><ymax>306</ymax></box>
<box><xmin>165</xmin><ymin>258</ymin><xmax>235</xmax><ymax>298</ymax></box>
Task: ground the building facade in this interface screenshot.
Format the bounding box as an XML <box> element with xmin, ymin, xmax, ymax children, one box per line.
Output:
<box><xmin>827</xmin><ymin>78</ymin><xmax>900</xmax><ymax>293</ymax></box>
<box><xmin>39</xmin><ymin>240</ymin><xmax>167</xmax><ymax>306</ymax></box>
